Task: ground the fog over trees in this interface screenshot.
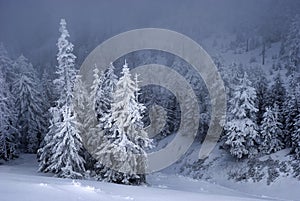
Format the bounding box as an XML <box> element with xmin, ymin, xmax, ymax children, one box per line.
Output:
<box><xmin>1</xmin><ymin>0</ymin><xmax>300</xmax><ymax>190</ymax></box>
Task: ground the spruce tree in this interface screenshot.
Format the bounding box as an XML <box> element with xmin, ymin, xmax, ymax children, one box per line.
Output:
<box><xmin>255</xmin><ymin>72</ymin><xmax>270</xmax><ymax>127</ymax></box>
<box><xmin>13</xmin><ymin>61</ymin><xmax>46</xmax><ymax>153</ymax></box>
<box><xmin>225</xmin><ymin>73</ymin><xmax>259</xmax><ymax>159</ymax></box>
<box><xmin>94</xmin><ymin>60</ymin><xmax>151</xmax><ymax>184</ymax></box>
<box><xmin>260</xmin><ymin>104</ymin><xmax>284</xmax><ymax>154</ymax></box>
<box><xmin>284</xmin><ymin>73</ymin><xmax>299</xmax><ymax>147</ymax></box>
<box><xmin>0</xmin><ymin>71</ymin><xmax>18</xmax><ymax>160</ymax></box>
<box><xmin>98</xmin><ymin>63</ymin><xmax>118</xmax><ymax>125</ymax></box>
<box><xmin>38</xmin><ymin>19</ymin><xmax>85</xmax><ymax>178</ymax></box>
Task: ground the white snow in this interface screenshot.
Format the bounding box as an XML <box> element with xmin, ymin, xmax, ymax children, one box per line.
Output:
<box><xmin>0</xmin><ymin>154</ymin><xmax>275</xmax><ymax>201</ymax></box>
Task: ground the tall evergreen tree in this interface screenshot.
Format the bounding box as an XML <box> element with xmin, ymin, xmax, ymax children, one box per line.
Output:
<box><xmin>260</xmin><ymin>104</ymin><xmax>284</xmax><ymax>154</ymax></box>
<box><xmin>98</xmin><ymin>63</ymin><xmax>118</xmax><ymax>125</ymax></box>
<box><xmin>0</xmin><ymin>71</ymin><xmax>18</xmax><ymax>160</ymax></box>
<box><xmin>269</xmin><ymin>73</ymin><xmax>287</xmax><ymax>142</ymax></box>
<box><xmin>225</xmin><ymin>73</ymin><xmax>259</xmax><ymax>159</ymax></box>
<box><xmin>13</xmin><ymin>60</ymin><xmax>46</xmax><ymax>153</ymax></box>
<box><xmin>255</xmin><ymin>72</ymin><xmax>270</xmax><ymax>127</ymax></box>
<box><xmin>41</xmin><ymin>69</ymin><xmax>55</xmax><ymax>107</ymax></box>
<box><xmin>38</xmin><ymin>19</ymin><xmax>85</xmax><ymax>178</ymax></box>
<box><xmin>284</xmin><ymin>73</ymin><xmax>300</xmax><ymax>147</ymax></box>
<box><xmin>89</xmin><ymin>67</ymin><xmax>105</xmax><ymax>123</ymax></box>
<box><xmin>94</xmin><ymin>60</ymin><xmax>151</xmax><ymax>184</ymax></box>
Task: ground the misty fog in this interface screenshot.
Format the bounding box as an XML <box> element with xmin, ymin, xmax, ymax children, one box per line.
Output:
<box><xmin>1</xmin><ymin>0</ymin><xmax>299</xmax><ymax>72</ymax></box>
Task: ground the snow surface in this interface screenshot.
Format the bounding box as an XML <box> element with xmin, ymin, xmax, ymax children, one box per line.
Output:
<box><xmin>0</xmin><ymin>154</ymin><xmax>278</xmax><ymax>201</ymax></box>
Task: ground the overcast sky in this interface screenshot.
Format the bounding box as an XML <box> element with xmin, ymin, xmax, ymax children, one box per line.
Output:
<box><xmin>0</xmin><ymin>0</ymin><xmax>299</xmax><ymax>67</ymax></box>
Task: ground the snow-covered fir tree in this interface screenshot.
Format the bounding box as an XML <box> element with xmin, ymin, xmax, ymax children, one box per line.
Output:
<box><xmin>73</xmin><ymin>75</ymin><xmax>97</xmax><ymax>170</ymax></box>
<box><xmin>94</xmin><ymin>60</ymin><xmax>151</xmax><ymax>185</ymax></box>
<box><xmin>269</xmin><ymin>73</ymin><xmax>287</xmax><ymax>142</ymax></box>
<box><xmin>254</xmin><ymin>71</ymin><xmax>270</xmax><ymax>127</ymax></box>
<box><xmin>73</xmin><ymin>75</ymin><xmax>90</xmax><ymax>143</ymax></box>
<box><xmin>13</xmin><ymin>60</ymin><xmax>46</xmax><ymax>153</ymax></box>
<box><xmin>83</xmin><ymin>67</ymin><xmax>106</xmax><ymax>154</ymax></box>
<box><xmin>225</xmin><ymin>73</ymin><xmax>259</xmax><ymax>159</ymax></box>
<box><xmin>38</xmin><ymin>19</ymin><xmax>85</xmax><ymax>178</ymax></box>
<box><xmin>0</xmin><ymin>70</ymin><xmax>18</xmax><ymax>160</ymax></box>
<box><xmin>284</xmin><ymin>72</ymin><xmax>300</xmax><ymax>147</ymax></box>
<box><xmin>98</xmin><ymin>63</ymin><xmax>118</xmax><ymax>125</ymax></box>
<box><xmin>270</xmin><ymin>73</ymin><xmax>286</xmax><ymax>109</ymax></box>
<box><xmin>13</xmin><ymin>55</ymin><xmax>32</xmax><ymax>79</ymax></box>
<box><xmin>84</xmin><ymin>64</ymin><xmax>118</xmax><ymax>165</ymax></box>
<box><xmin>89</xmin><ymin>67</ymin><xmax>105</xmax><ymax>122</ymax></box>
<box><xmin>41</xmin><ymin>69</ymin><xmax>55</xmax><ymax>108</ymax></box>
<box><xmin>260</xmin><ymin>104</ymin><xmax>284</xmax><ymax>154</ymax></box>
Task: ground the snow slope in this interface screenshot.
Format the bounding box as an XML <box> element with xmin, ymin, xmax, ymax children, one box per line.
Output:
<box><xmin>0</xmin><ymin>154</ymin><xmax>277</xmax><ymax>201</ymax></box>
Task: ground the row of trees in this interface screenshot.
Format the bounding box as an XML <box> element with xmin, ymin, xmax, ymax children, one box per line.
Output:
<box><xmin>223</xmin><ymin>15</ymin><xmax>300</xmax><ymax>159</ymax></box>
<box><xmin>0</xmin><ymin>14</ymin><xmax>299</xmax><ymax>183</ymax></box>
<box><xmin>224</xmin><ymin>71</ymin><xmax>300</xmax><ymax>159</ymax></box>
<box><xmin>37</xmin><ymin>19</ymin><xmax>151</xmax><ymax>184</ymax></box>
<box><xmin>0</xmin><ymin>44</ymin><xmax>50</xmax><ymax>160</ymax></box>
<box><xmin>0</xmin><ymin>19</ymin><xmax>151</xmax><ymax>185</ymax></box>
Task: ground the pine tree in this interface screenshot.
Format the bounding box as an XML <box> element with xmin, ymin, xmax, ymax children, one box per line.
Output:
<box><xmin>41</xmin><ymin>69</ymin><xmax>55</xmax><ymax>107</ymax></box>
<box><xmin>260</xmin><ymin>105</ymin><xmax>284</xmax><ymax>154</ymax></box>
<box><xmin>84</xmin><ymin>64</ymin><xmax>118</xmax><ymax>161</ymax></box>
<box><xmin>269</xmin><ymin>73</ymin><xmax>287</xmax><ymax>142</ymax></box>
<box><xmin>225</xmin><ymin>73</ymin><xmax>259</xmax><ymax>159</ymax></box>
<box><xmin>0</xmin><ymin>71</ymin><xmax>18</xmax><ymax>160</ymax></box>
<box><xmin>73</xmin><ymin>75</ymin><xmax>89</xmax><ymax>143</ymax></box>
<box><xmin>98</xmin><ymin>63</ymin><xmax>118</xmax><ymax>125</ymax></box>
<box><xmin>38</xmin><ymin>19</ymin><xmax>85</xmax><ymax>178</ymax></box>
<box><xmin>73</xmin><ymin>75</ymin><xmax>97</xmax><ymax>170</ymax></box>
<box><xmin>38</xmin><ymin>106</ymin><xmax>59</xmax><ymax>172</ymax></box>
<box><xmin>255</xmin><ymin>71</ymin><xmax>270</xmax><ymax>127</ymax></box>
<box><xmin>13</xmin><ymin>62</ymin><xmax>46</xmax><ymax>153</ymax></box>
<box><xmin>94</xmin><ymin>60</ymin><xmax>151</xmax><ymax>184</ymax></box>
<box><xmin>89</xmin><ymin>67</ymin><xmax>105</xmax><ymax>123</ymax></box>
<box><xmin>84</xmin><ymin>67</ymin><xmax>105</xmax><ymax>155</ymax></box>
<box><xmin>13</xmin><ymin>55</ymin><xmax>32</xmax><ymax>78</ymax></box>
<box><xmin>270</xmin><ymin>73</ymin><xmax>286</xmax><ymax>109</ymax></box>
<box><xmin>284</xmin><ymin>73</ymin><xmax>300</xmax><ymax>147</ymax></box>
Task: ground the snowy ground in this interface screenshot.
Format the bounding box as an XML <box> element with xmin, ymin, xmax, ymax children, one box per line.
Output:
<box><xmin>0</xmin><ymin>154</ymin><xmax>283</xmax><ymax>201</ymax></box>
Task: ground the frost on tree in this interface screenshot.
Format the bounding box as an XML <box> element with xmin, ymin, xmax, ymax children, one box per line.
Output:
<box><xmin>260</xmin><ymin>105</ymin><xmax>284</xmax><ymax>154</ymax></box>
<box><xmin>225</xmin><ymin>73</ymin><xmax>259</xmax><ymax>159</ymax></box>
<box><xmin>89</xmin><ymin>63</ymin><xmax>118</xmax><ymax>127</ymax></box>
<box><xmin>0</xmin><ymin>70</ymin><xmax>18</xmax><ymax>160</ymax></box>
<box><xmin>89</xmin><ymin>67</ymin><xmax>104</xmax><ymax>122</ymax></box>
<box><xmin>94</xmin><ymin>60</ymin><xmax>151</xmax><ymax>185</ymax></box>
<box><xmin>84</xmin><ymin>64</ymin><xmax>117</xmax><ymax>167</ymax></box>
<box><xmin>38</xmin><ymin>19</ymin><xmax>85</xmax><ymax>178</ymax></box>
<box><xmin>284</xmin><ymin>73</ymin><xmax>299</xmax><ymax>148</ymax></box>
<box><xmin>73</xmin><ymin>75</ymin><xmax>98</xmax><ymax>170</ymax></box>
<box><xmin>98</xmin><ymin>63</ymin><xmax>118</xmax><ymax>125</ymax></box>
<box><xmin>12</xmin><ymin>57</ymin><xmax>46</xmax><ymax>153</ymax></box>
<box><xmin>82</xmin><ymin>67</ymin><xmax>104</xmax><ymax>157</ymax></box>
